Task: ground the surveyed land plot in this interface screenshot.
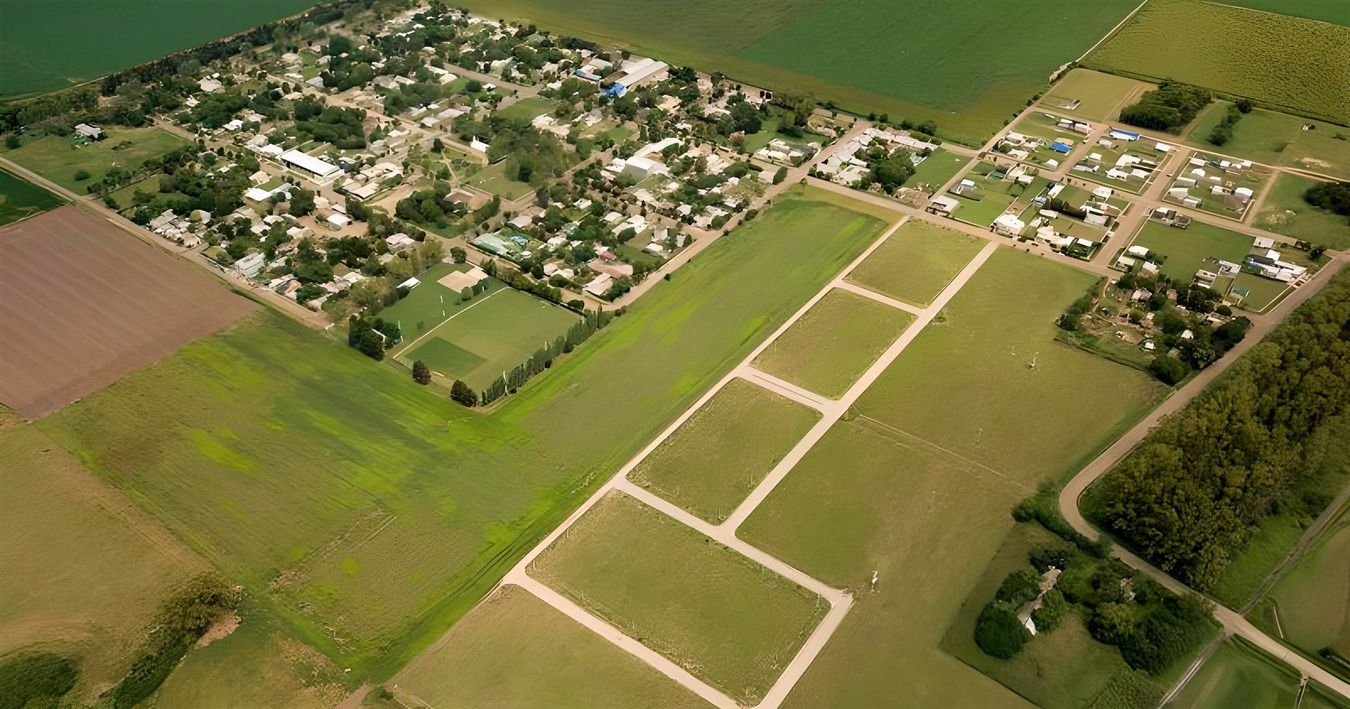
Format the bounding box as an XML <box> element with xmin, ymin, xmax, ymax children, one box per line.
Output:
<box><xmin>628</xmin><ymin>378</ymin><xmax>820</xmax><ymax>524</ymax></box>
<box><xmin>1255</xmin><ymin>173</ymin><xmax>1350</xmax><ymax>251</ymax></box>
<box><xmin>0</xmin><ymin>207</ymin><xmax>255</xmax><ymax>418</ymax></box>
<box><xmin>1039</xmin><ymin>69</ymin><xmax>1152</xmax><ymax>122</ymax></box>
<box><xmin>529</xmin><ymin>491</ymin><xmax>828</xmax><ymax>706</ymax></box>
<box><xmin>752</xmin><ymin>288</ymin><xmax>914</xmax><ymax>398</ymax></box>
<box><xmin>0</xmin><ymin>126</ymin><xmax>190</xmax><ymax>190</ymax></box>
<box><xmin>394</xmin><ymin>584</ymin><xmax>709</xmax><ymax>709</ymax></box>
<box><xmin>845</xmin><ymin>218</ymin><xmax>986</xmax><ymax>306</ymax></box>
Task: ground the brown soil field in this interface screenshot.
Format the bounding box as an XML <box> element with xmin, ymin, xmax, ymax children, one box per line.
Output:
<box><xmin>0</xmin><ymin>206</ymin><xmax>256</xmax><ymax>418</ymax></box>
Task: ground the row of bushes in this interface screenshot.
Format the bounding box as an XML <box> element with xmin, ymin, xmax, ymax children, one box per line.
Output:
<box><xmin>448</xmin><ymin>308</ymin><xmax>617</xmax><ymax>407</ymax></box>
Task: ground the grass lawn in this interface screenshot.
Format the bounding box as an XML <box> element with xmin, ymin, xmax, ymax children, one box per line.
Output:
<box><xmin>393</xmin><ymin>585</ymin><xmax>709</xmax><ymax>709</ymax></box>
<box><xmin>529</xmin><ymin>491</ymin><xmax>828</xmax><ymax>706</ymax></box>
<box><xmin>1230</xmin><ymin>272</ymin><xmax>1290</xmax><ymax>313</ymax></box>
<box><xmin>105</xmin><ymin>173</ymin><xmax>164</xmax><ymax>210</ymax></box>
<box><xmin>381</xmin><ymin>263</ymin><xmax>504</xmax><ymax>347</ymax></box>
<box><xmin>465</xmin><ymin>160</ymin><xmax>536</xmax><ymax>200</ymax></box>
<box><xmin>0</xmin><ymin>167</ymin><xmax>64</xmax><ymax>224</ymax></box>
<box><xmin>628</xmin><ymin>378</ymin><xmax>820</xmax><ymax>523</ymax></box>
<box><xmin>1128</xmin><ymin>220</ymin><xmax>1253</xmax><ymax>282</ymax></box>
<box><xmin>752</xmin><ymin>288</ymin><xmax>914</xmax><ymax>398</ymax></box>
<box><xmin>846</xmin><ymin>218</ymin><xmax>985</xmax><ymax>306</ymax></box>
<box><xmin>1039</xmin><ymin>69</ymin><xmax>1152</xmax><ymax>122</ymax></box>
<box><xmin>908</xmin><ymin>148</ymin><xmax>969</xmax><ymax>191</ymax></box>
<box><xmin>0</xmin><ymin>126</ymin><xmax>189</xmax><ymax>191</ymax></box>
<box><xmin>0</xmin><ymin>424</ymin><xmax>208</xmax><ymax>705</ymax></box>
<box><xmin>1253</xmin><ymin>173</ymin><xmax>1350</xmax><ymax>251</ymax></box>
<box><xmin>1279</xmin><ymin>125</ymin><xmax>1350</xmax><ymax>181</ymax></box>
<box><xmin>1184</xmin><ymin>102</ymin><xmax>1347</xmax><ymax>169</ymax></box>
<box><xmin>1169</xmin><ymin>639</ymin><xmax>1301</xmax><ymax>709</ymax></box>
<box><xmin>493</xmin><ymin>96</ymin><xmax>555</xmax><ymax>123</ymax></box>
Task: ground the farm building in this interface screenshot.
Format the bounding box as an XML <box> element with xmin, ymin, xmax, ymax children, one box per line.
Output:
<box><xmin>74</xmin><ymin>123</ymin><xmax>105</xmax><ymax>141</ymax></box>
<box><xmin>280</xmin><ymin>149</ymin><xmax>341</xmax><ymax>184</ymax></box>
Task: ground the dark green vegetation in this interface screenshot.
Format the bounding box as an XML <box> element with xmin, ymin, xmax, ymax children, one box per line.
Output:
<box><xmin>0</xmin><ymin>652</ymin><xmax>79</xmax><ymax>709</ymax></box>
<box><xmin>1118</xmin><ymin>81</ymin><xmax>1211</xmax><ymax>133</ymax></box>
<box><xmin>0</xmin><ymin>168</ymin><xmax>63</xmax><ymax>225</ymax></box>
<box><xmin>1169</xmin><ymin>638</ymin><xmax>1303</xmax><ymax>709</ymax></box>
<box><xmin>1205</xmin><ymin>99</ymin><xmax>1254</xmax><ymax>146</ymax></box>
<box><xmin>1088</xmin><ymin>270</ymin><xmax>1350</xmax><ymax>590</ymax></box>
<box><xmin>457</xmin><ymin>0</ymin><xmax>1136</xmax><ymax>144</ymax></box>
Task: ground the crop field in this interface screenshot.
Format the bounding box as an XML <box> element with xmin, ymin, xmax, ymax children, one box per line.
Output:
<box><xmin>906</xmin><ymin>148</ymin><xmax>969</xmax><ymax>192</ymax></box>
<box><xmin>1086</xmin><ymin>0</ymin><xmax>1350</xmax><ymax>124</ymax></box>
<box><xmin>1257</xmin><ymin>511</ymin><xmax>1350</xmax><ymax>665</ymax></box>
<box><xmin>528</xmin><ymin>491</ymin><xmax>828</xmax><ymax>706</ymax></box>
<box><xmin>1128</xmin><ymin>220</ymin><xmax>1253</xmax><ymax>282</ymax></box>
<box><xmin>394</xmin><ymin>584</ymin><xmax>708</xmax><ymax>708</ymax></box>
<box><xmin>0</xmin><ymin>0</ymin><xmax>320</xmax><ymax>96</ymax></box>
<box><xmin>1217</xmin><ymin>0</ymin><xmax>1350</xmax><ymax>26</ymax></box>
<box><xmin>0</xmin><ymin>168</ymin><xmax>63</xmax><ymax>224</ymax></box>
<box><xmin>0</xmin><ymin>424</ymin><xmax>208</xmax><ymax>705</ymax></box>
<box><xmin>459</xmin><ymin>0</ymin><xmax>1136</xmax><ymax>144</ymax></box>
<box><xmin>0</xmin><ymin>207</ymin><xmax>256</xmax><ymax>418</ymax></box>
<box><xmin>752</xmin><ymin>289</ymin><xmax>913</xmax><ymax>398</ymax></box>
<box><xmin>737</xmin><ymin>249</ymin><xmax>1161</xmax><ymax>706</ymax></box>
<box><xmin>0</xmin><ymin>126</ymin><xmax>190</xmax><ymax>191</ymax></box>
<box><xmin>628</xmin><ymin>378</ymin><xmax>820</xmax><ymax>524</ymax></box>
<box><xmin>1254</xmin><ymin>173</ymin><xmax>1350</xmax><ymax>251</ymax></box>
<box><xmin>1039</xmin><ymin>69</ymin><xmax>1152</xmax><ymax>122</ymax></box>
<box><xmin>1170</xmin><ymin>639</ymin><xmax>1301</xmax><ymax>709</ymax></box>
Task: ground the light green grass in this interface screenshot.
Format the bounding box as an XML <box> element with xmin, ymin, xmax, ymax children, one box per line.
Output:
<box><xmin>105</xmin><ymin>173</ymin><xmax>165</xmax><ymax>210</ymax></box>
<box><xmin>381</xmin><ymin>263</ymin><xmax>504</xmax><ymax>346</ymax></box>
<box><xmin>0</xmin><ymin>168</ymin><xmax>64</xmax><ymax>224</ymax></box>
<box><xmin>752</xmin><ymin>288</ymin><xmax>913</xmax><ymax>398</ymax></box>
<box><xmin>465</xmin><ymin>160</ymin><xmax>536</xmax><ymax>200</ymax></box>
<box><xmin>1039</xmin><ymin>69</ymin><xmax>1152</xmax><ymax>122</ymax></box>
<box><xmin>1230</xmin><ymin>272</ymin><xmax>1290</xmax><ymax>313</ymax></box>
<box><xmin>1185</xmin><ymin>102</ymin><xmax>1349</xmax><ymax>172</ymax></box>
<box><xmin>1260</xmin><ymin>512</ymin><xmax>1350</xmax><ymax>662</ymax></box>
<box><xmin>1128</xmin><ymin>220</ymin><xmax>1253</xmax><ymax>282</ymax></box>
<box><xmin>529</xmin><ymin>491</ymin><xmax>828</xmax><ymax>706</ymax></box>
<box><xmin>493</xmin><ymin>96</ymin><xmax>556</xmax><ymax>123</ymax></box>
<box><xmin>1169</xmin><ymin>639</ymin><xmax>1301</xmax><ymax>709</ymax></box>
<box><xmin>1</xmin><ymin>126</ymin><xmax>189</xmax><ymax>191</ymax></box>
<box><xmin>846</xmin><ymin>218</ymin><xmax>985</xmax><ymax>305</ymax></box>
<box><xmin>393</xmin><ymin>585</ymin><xmax>709</xmax><ymax>709</ymax></box>
<box><xmin>1253</xmin><ymin>173</ymin><xmax>1350</xmax><ymax>250</ymax></box>
<box><xmin>1279</xmin><ymin>126</ymin><xmax>1350</xmax><ymax>181</ymax></box>
<box><xmin>908</xmin><ymin>148</ymin><xmax>970</xmax><ymax>191</ymax></box>
<box><xmin>628</xmin><ymin>378</ymin><xmax>820</xmax><ymax>524</ymax></box>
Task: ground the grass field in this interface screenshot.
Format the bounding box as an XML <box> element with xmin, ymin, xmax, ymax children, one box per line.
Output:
<box><xmin>393</xmin><ymin>585</ymin><xmax>708</xmax><ymax>709</ymax></box>
<box><xmin>846</xmin><ymin>219</ymin><xmax>987</xmax><ymax>306</ymax></box>
<box><xmin>494</xmin><ymin>96</ymin><xmax>556</xmax><ymax>123</ymax></box>
<box><xmin>1170</xmin><ymin>639</ymin><xmax>1301</xmax><ymax>709</ymax></box>
<box><xmin>752</xmin><ymin>288</ymin><xmax>913</xmax><ymax>398</ymax></box>
<box><xmin>628</xmin><ymin>378</ymin><xmax>820</xmax><ymax>523</ymax></box>
<box><xmin>1128</xmin><ymin>220</ymin><xmax>1253</xmax><ymax>282</ymax></box>
<box><xmin>0</xmin><ymin>126</ymin><xmax>189</xmax><ymax>191</ymax></box>
<box><xmin>465</xmin><ymin>160</ymin><xmax>537</xmax><ymax>200</ymax></box>
<box><xmin>1217</xmin><ymin>0</ymin><xmax>1350</xmax><ymax>26</ymax></box>
<box><xmin>1086</xmin><ymin>0</ymin><xmax>1350</xmax><ymax>124</ymax></box>
<box><xmin>1039</xmin><ymin>69</ymin><xmax>1152</xmax><ymax>122</ymax></box>
<box><xmin>529</xmin><ymin>491</ymin><xmax>828</xmax><ymax>706</ymax></box>
<box><xmin>0</xmin><ymin>424</ymin><xmax>207</xmax><ymax>705</ymax></box>
<box><xmin>1278</xmin><ymin>126</ymin><xmax>1350</xmax><ymax>181</ymax></box>
<box><xmin>0</xmin><ymin>168</ymin><xmax>64</xmax><ymax>224</ymax></box>
<box><xmin>1184</xmin><ymin>102</ymin><xmax>1350</xmax><ymax>175</ymax></box>
<box><xmin>1254</xmin><ymin>173</ymin><xmax>1350</xmax><ymax>251</ymax></box>
<box><xmin>1258</xmin><ymin>512</ymin><xmax>1350</xmax><ymax>664</ymax></box>
<box><xmin>907</xmin><ymin>148</ymin><xmax>969</xmax><ymax>191</ymax></box>
<box><xmin>459</xmin><ymin>0</ymin><xmax>1136</xmax><ymax>145</ymax></box>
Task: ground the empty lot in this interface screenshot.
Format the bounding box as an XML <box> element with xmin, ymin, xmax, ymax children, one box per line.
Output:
<box><xmin>0</xmin><ymin>207</ymin><xmax>254</xmax><ymax>417</ymax></box>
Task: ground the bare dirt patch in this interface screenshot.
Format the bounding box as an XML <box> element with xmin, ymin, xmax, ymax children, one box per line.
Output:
<box><xmin>0</xmin><ymin>207</ymin><xmax>256</xmax><ymax>418</ymax></box>
<box><xmin>195</xmin><ymin>611</ymin><xmax>242</xmax><ymax>648</ymax></box>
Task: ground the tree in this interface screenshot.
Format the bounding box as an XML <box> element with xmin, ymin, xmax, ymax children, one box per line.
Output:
<box><xmin>74</xmin><ymin>169</ymin><xmax>91</xmax><ymax>181</ymax></box>
<box><xmin>288</xmin><ymin>187</ymin><xmax>316</xmax><ymax>216</ymax></box>
<box><xmin>412</xmin><ymin>360</ymin><xmax>431</xmax><ymax>385</ymax></box>
<box><xmin>1030</xmin><ymin>588</ymin><xmax>1068</xmax><ymax>634</ymax></box>
<box><xmin>1147</xmin><ymin>355</ymin><xmax>1188</xmax><ymax>385</ymax></box>
<box><xmin>450</xmin><ymin>246</ymin><xmax>467</xmax><ymax>263</ymax></box>
<box><xmin>294</xmin><ymin>283</ymin><xmax>325</xmax><ymax>303</ymax></box>
<box><xmin>773</xmin><ymin>166</ymin><xmax>788</xmax><ymax>184</ymax></box>
<box><xmin>974</xmin><ymin>603</ymin><xmax>1030</xmax><ymax>658</ymax></box>
<box><xmin>730</xmin><ymin>101</ymin><xmax>762</xmax><ymax>134</ymax></box>
<box><xmin>995</xmin><ymin>568</ymin><xmax>1042</xmax><ymax>606</ymax></box>
<box><xmin>450</xmin><ymin>379</ymin><xmax>477</xmax><ymax>407</ymax></box>
<box><xmin>355</xmin><ymin>329</ymin><xmax>384</xmax><ymax>360</ymax></box>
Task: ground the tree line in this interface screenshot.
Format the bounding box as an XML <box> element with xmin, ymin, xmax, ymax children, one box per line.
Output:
<box><xmin>452</xmin><ymin>308</ymin><xmax>617</xmax><ymax>407</ymax></box>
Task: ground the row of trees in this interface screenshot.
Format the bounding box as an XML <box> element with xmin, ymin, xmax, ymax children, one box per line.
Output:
<box><xmin>1090</xmin><ymin>271</ymin><xmax>1350</xmax><ymax>589</ymax></box>
<box><xmin>1206</xmin><ymin>99</ymin><xmax>1254</xmax><ymax>146</ymax></box>
<box><xmin>1119</xmin><ymin>81</ymin><xmax>1212</xmax><ymax>132</ymax></box>
<box><xmin>451</xmin><ymin>309</ymin><xmax>617</xmax><ymax>407</ymax></box>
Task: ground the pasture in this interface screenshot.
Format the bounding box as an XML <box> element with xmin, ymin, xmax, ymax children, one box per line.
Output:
<box><xmin>752</xmin><ymin>288</ymin><xmax>913</xmax><ymax>398</ymax></box>
<box><xmin>393</xmin><ymin>585</ymin><xmax>707</xmax><ymax>709</ymax></box>
<box><xmin>0</xmin><ymin>126</ymin><xmax>189</xmax><ymax>191</ymax></box>
<box><xmin>1039</xmin><ymin>69</ymin><xmax>1152</xmax><ymax>122</ymax></box>
<box><xmin>1169</xmin><ymin>639</ymin><xmax>1300</xmax><ymax>709</ymax></box>
<box><xmin>1258</xmin><ymin>511</ymin><xmax>1350</xmax><ymax>665</ymax></box>
<box><xmin>1086</xmin><ymin>0</ymin><xmax>1350</xmax><ymax>124</ymax></box>
<box><xmin>528</xmin><ymin>491</ymin><xmax>828</xmax><ymax>706</ymax></box>
<box><xmin>907</xmin><ymin>148</ymin><xmax>969</xmax><ymax>192</ymax></box>
<box><xmin>1127</xmin><ymin>220</ymin><xmax>1253</xmax><ymax>282</ymax></box>
<box><xmin>846</xmin><ymin>220</ymin><xmax>987</xmax><ymax>306</ymax></box>
<box><xmin>0</xmin><ymin>168</ymin><xmax>63</xmax><ymax>224</ymax></box>
<box><xmin>1254</xmin><ymin>173</ymin><xmax>1350</xmax><ymax>250</ymax></box>
<box><xmin>627</xmin><ymin>378</ymin><xmax>820</xmax><ymax>523</ymax></box>
<box><xmin>1184</xmin><ymin>103</ymin><xmax>1350</xmax><ymax>176</ymax></box>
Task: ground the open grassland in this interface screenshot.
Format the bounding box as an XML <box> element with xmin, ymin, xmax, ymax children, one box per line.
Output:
<box><xmin>1039</xmin><ymin>69</ymin><xmax>1153</xmax><ymax>122</ymax></box>
<box><xmin>493</xmin><ymin>97</ymin><xmax>556</xmax><ymax>123</ymax></box>
<box><xmin>1217</xmin><ymin>0</ymin><xmax>1350</xmax><ymax>25</ymax></box>
<box><xmin>0</xmin><ymin>168</ymin><xmax>63</xmax><ymax>225</ymax></box>
<box><xmin>1185</xmin><ymin>103</ymin><xmax>1350</xmax><ymax>174</ymax></box>
<box><xmin>1305</xmin><ymin>684</ymin><xmax>1350</xmax><ymax>709</ymax></box>
<box><xmin>1254</xmin><ymin>173</ymin><xmax>1350</xmax><ymax>251</ymax></box>
<box><xmin>38</xmin><ymin>187</ymin><xmax>883</xmax><ymax>678</ymax></box>
<box><xmin>1258</xmin><ymin>511</ymin><xmax>1350</xmax><ymax>664</ymax></box>
<box><xmin>628</xmin><ymin>378</ymin><xmax>819</xmax><ymax>523</ymax></box>
<box><xmin>465</xmin><ymin>160</ymin><xmax>537</xmax><ymax>200</ymax></box>
<box><xmin>0</xmin><ymin>0</ymin><xmax>320</xmax><ymax>96</ymax></box>
<box><xmin>1129</xmin><ymin>220</ymin><xmax>1252</xmax><ymax>282</ymax></box>
<box><xmin>529</xmin><ymin>492</ymin><xmax>828</xmax><ymax>706</ymax></box>
<box><xmin>458</xmin><ymin>0</ymin><xmax>1135</xmax><ymax>144</ymax></box>
<box><xmin>752</xmin><ymin>289</ymin><xmax>913</xmax><ymax>398</ymax></box>
<box><xmin>0</xmin><ymin>424</ymin><xmax>207</xmax><ymax>705</ymax></box>
<box><xmin>394</xmin><ymin>585</ymin><xmax>709</xmax><ymax>709</ymax></box>
<box><xmin>846</xmin><ymin>218</ymin><xmax>986</xmax><ymax>306</ymax></box>
<box><xmin>1169</xmin><ymin>639</ymin><xmax>1301</xmax><ymax>709</ymax></box>
<box><xmin>0</xmin><ymin>126</ymin><xmax>189</xmax><ymax>191</ymax></box>
<box><xmin>1086</xmin><ymin>0</ymin><xmax>1350</xmax><ymax>124</ymax></box>
<box><xmin>1279</xmin><ymin>127</ymin><xmax>1350</xmax><ymax>181</ymax></box>
<box><xmin>908</xmin><ymin>149</ymin><xmax>970</xmax><ymax>192</ymax></box>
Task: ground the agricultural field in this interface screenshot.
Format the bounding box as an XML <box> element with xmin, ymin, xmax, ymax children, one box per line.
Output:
<box><xmin>752</xmin><ymin>288</ymin><xmax>914</xmax><ymax>398</ymax></box>
<box><xmin>1169</xmin><ymin>639</ymin><xmax>1301</xmax><ymax>709</ymax></box>
<box><xmin>1217</xmin><ymin>0</ymin><xmax>1350</xmax><ymax>26</ymax></box>
<box><xmin>0</xmin><ymin>0</ymin><xmax>321</xmax><ymax>96</ymax></box>
<box><xmin>0</xmin><ymin>207</ymin><xmax>256</xmax><ymax>418</ymax></box>
<box><xmin>1038</xmin><ymin>69</ymin><xmax>1152</xmax><ymax>122</ymax></box>
<box><xmin>907</xmin><ymin>148</ymin><xmax>969</xmax><ymax>192</ymax></box>
<box><xmin>1086</xmin><ymin>0</ymin><xmax>1350</xmax><ymax>124</ymax></box>
<box><xmin>845</xmin><ymin>219</ymin><xmax>986</xmax><ymax>306</ymax></box>
<box><xmin>0</xmin><ymin>423</ymin><xmax>208</xmax><ymax>705</ymax></box>
<box><xmin>393</xmin><ymin>585</ymin><xmax>708</xmax><ymax>709</ymax></box>
<box><xmin>627</xmin><ymin>378</ymin><xmax>820</xmax><ymax>524</ymax></box>
<box><xmin>0</xmin><ymin>168</ymin><xmax>63</xmax><ymax>224</ymax></box>
<box><xmin>0</xmin><ymin>126</ymin><xmax>190</xmax><ymax>191</ymax></box>
<box><xmin>1127</xmin><ymin>220</ymin><xmax>1254</xmax><ymax>282</ymax></box>
<box><xmin>1254</xmin><ymin>173</ymin><xmax>1350</xmax><ymax>250</ymax></box>
<box><xmin>459</xmin><ymin>0</ymin><xmax>1137</xmax><ymax>144</ymax></box>
<box><xmin>528</xmin><ymin>491</ymin><xmax>828</xmax><ymax>706</ymax></box>
<box><xmin>1252</xmin><ymin>510</ymin><xmax>1350</xmax><ymax>670</ymax></box>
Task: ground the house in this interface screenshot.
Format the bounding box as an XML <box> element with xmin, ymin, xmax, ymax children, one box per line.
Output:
<box><xmin>927</xmin><ymin>195</ymin><xmax>959</xmax><ymax>217</ymax></box>
<box><xmin>583</xmin><ymin>273</ymin><xmax>613</xmax><ymax>296</ymax></box>
<box><xmin>234</xmin><ymin>252</ymin><xmax>266</xmax><ymax>278</ymax></box>
<box><xmin>198</xmin><ymin>77</ymin><xmax>222</xmax><ymax>93</ymax></box>
<box><xmin>74</xmin><ymin>123</ymin><xmax>105</xmax><ymax>141</ymax></box>
<box><xmin>992</xmin><ymin>214</ymin><xmax>1026</xmax><ymax>237</ymax></box>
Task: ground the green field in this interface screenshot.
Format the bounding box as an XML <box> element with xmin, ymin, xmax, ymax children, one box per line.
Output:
<box><xmin>753</xmin><ymin>288</ymin><xmax>913</xmax><ymax>398</ymax></box>
<box><xmin>1257</xmin><ymin>511</ymin><xmax>1350</xmax><ymax>665</ymax></box>
<box><xmin>37</xmin><ymin>186</ymin><xmax>883</xmax><ymax>678</ymax></box>
<box><xmin>1086</xmin><ymin>0</ymin><xmax>1350</xmax><ymax>124</ymax></box>
<box><xmin>465</xmin><ymin>160</ymin><xmax>538</xmax><ymax>200</ymax></box>
<box><xmin>529</xmin><ymin>491</ymin><xmax>828</xmax><ymax>706</ymax></box>
<box><xmin>1185</xmin><ymin>102</ymin><xmax>1350</xmax><ymax>176</ymax></box>
<box><xmin>0</xmin><ymin>168</ymin><xmax>64</xmax><ymax>224</ymax></box>
<box><xmin>907</xmin><ymin>148</ymin><xmax>970</xmax><ymax>191</ymax></box>
<box><xmin>459</xmin><ymin>0</ymin><xmax>1136</xmax><ymax>145</ymax></box>
<box><xmin>1217</xmin><ymin>0</ymin><xmax>1350</xmax><ymax>26</ymax></box>
<box><xmin>628</xmin><ymin>378</ymin><xmax>820</xmax><ymax>523</ymax></box>
<box><xmin>0</xmin><ymin>0</ymin><xmax>320</xmax><ymax>96</ymax></box>
<box><xmin>0</xmin><ymin>126</ymin><xmax>189</xmax><ymax>191</ymax></box>
<box><xmin>847</xmin><ymin>219</ymin><xmax>986</xmax><ymax>306</ymax></box>
<box><xmin>1170</xmin><ymin>639</ymin><xmax>1301</xmax><ymax>709</ymax></box>
<box><xmin>1039</xmin><ymin>69</ymin><xmax>1152</xmax><ymax>122</ymax></box>
<box><xmin>393</xmin><ymin>585</ymin><xmax>708</xmax><ymax>709</ymax></box>
<box><xmin>1254</xmin><ymin>173</ymin><xmax>1350</xmax><ymax>251</ymax></box>
<box><xmin>1128</xmin><ymin>220</ymin><xmax>1253</xmax><ymax>282</ymax></box>
<box><xmin>1278</xmin><ymin>125</ymin><xmax>1350</xmax><ymax>181</ymax></box>
<box><xmin>493</xmin><ymin>96</ymin><xmax>556</xmax><ymax>123</ymax></box>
